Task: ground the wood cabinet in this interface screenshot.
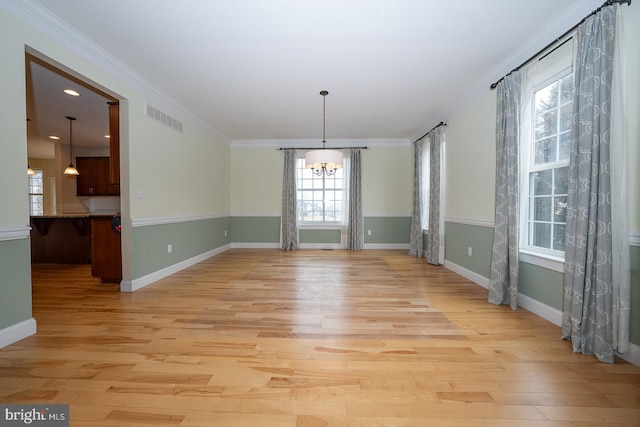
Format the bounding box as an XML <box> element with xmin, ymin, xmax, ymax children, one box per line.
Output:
<box><xmin>76</xmin><ymin>157</ymin><xmax>119</xmax><ymax>196</ymax></box>
<box><xmin>91</xmin><ymin>216</ymin><xmax>122</xmax><ymax>283</ymax></box>
<box><xmin>107</xmin><ymin>102</ymin><xmax>120</xmax><ymax>194</ymax></box>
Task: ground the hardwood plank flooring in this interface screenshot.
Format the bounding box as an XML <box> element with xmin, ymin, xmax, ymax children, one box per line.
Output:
<box><xmin>1</xmin><ymin>249</ymin><xmax>638</xmax><ymax>426</ymax></box>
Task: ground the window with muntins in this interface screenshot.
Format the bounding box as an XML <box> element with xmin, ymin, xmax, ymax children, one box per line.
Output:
<box><xmin>28</xmin><ymin>169</ymin><xmax>44</xmax><ymax>216</ymax></box>
<box><xmin>525</xmin><ymin>70</ymin><xmax>572</xmax><ymax>255</ymax></box>
<box><xmin>296</xmin><ymin>158</ymin><xmax>343</xmax><ymax>223</ymax></box>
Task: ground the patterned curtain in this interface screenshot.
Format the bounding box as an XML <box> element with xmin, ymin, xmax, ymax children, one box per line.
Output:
<box><xmin>409</xmin><ymin>139</ymin><xmax>425</xmax><ymax>257</ymax></box>
<box><xmin>425</xmin><ymin>127</ymin><xmax>444</xmax><ymax>265</ymax></box>
<box><xmin>488</xmin><ymin>71</ymin><xmax>521</xmax><ymax>310</ymax></box>
<box><xmin>562</xmin><ymin>4</ymin><xmax>628</xmax><ymax>363</ymax></box>
<box><xmin>346</xmin><ymin>149</ymin><xmax>363</xmax><ymax>250</ymax></box>
<box><xmin>280</xmin><ymin>149</ymin><xmax>298</xmax><ymax>250</ymax></box>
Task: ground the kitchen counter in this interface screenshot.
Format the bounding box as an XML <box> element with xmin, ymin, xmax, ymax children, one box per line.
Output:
<box><xmin>30</xmin><ymin>215</ymin><xmax>122</xmax><ymax>283</ymax></box>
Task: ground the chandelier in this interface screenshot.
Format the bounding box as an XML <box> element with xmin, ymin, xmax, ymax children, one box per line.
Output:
<box><xmin>305</xmin><ymin>90</ymin><xmax>343</xmax><ymax>176</ymax></box>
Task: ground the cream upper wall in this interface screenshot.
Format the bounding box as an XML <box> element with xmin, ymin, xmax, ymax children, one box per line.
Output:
<box><xmin>1</xmin><ymin>8</ymin><xmax>231</xmax><ymax>229</ymax></box>
<box><xmin>362</xmin><ymin>146</ymin><xmax>412</xmax><ymax>215</ymax></box>
<box><xmin>229</xmin><ymin>145</ymin><xmax>412</xmax><ymax>216</ymax></box>
<box><xmin>230</xmin><ymin>147</ymin><xmax>283</xmax><ymax>215</ymax></box>
<box><xmin>0</xmin><ymin>10</ymin><xmax>30</xmax><ymax>227</ymax></box>
<box><xmin>445</xmin><ymin>90</ymin><xmax>497</xmax><ymax>223</ymax></box>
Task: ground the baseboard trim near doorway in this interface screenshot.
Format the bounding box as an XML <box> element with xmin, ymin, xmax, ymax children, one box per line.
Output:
<box><xmin>0</xmin><ymin>318</ymin><xmax>37</xmax><ymax>348</ymax></box>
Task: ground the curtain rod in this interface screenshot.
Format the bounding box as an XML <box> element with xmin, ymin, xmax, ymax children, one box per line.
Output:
<box><xmin>277</xmin><ymin>146</ymin><xmax>369</xmax><ymax>150</ymax></box>
<box><xmin>413</xmin><ymin>121</ymin><xmax>446</xmax><ymax>144</ymax></box>
<box><xmin>490</xmin><ymin>0</ymin><xmax>631</xmax><ymax>90</ymax></box>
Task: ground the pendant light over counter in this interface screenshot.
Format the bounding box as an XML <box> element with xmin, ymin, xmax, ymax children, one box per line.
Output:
<box><xmin>63</xmin><ymin>116</ymin><xmax>79</xmax><ymax>176</ymax></box>
<box><xmin>305</xmin><ymin>90</ymin><xmax>343</xmax><ymax>176</ymax></box>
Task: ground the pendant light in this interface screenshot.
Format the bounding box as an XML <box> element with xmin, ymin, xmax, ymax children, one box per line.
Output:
<box><xmin>26</xmin><ymin>118</ymin><xmax>35</xmax><ymax>175</ymax></box>
<box><xmin>63</xmin><ymin>116</ymin><xmax>79</xmax><ymax>176</ymax></box>
<box><xmin>305</xmin><ymin>90</ymin><xmax>343</xmax><ymax>176</ymax></box>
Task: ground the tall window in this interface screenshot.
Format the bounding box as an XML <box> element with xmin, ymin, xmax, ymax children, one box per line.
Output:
<box><xmin>296</xmin><ymin>158</ymin><xmax>343</xmax><ymax>223</ymax></box>
<box><xmin>525</xmin><ymin>70</ymin><xmax>572</xmax><ymax>254</ymax></box>
<box><xmin>28</xmin><ymin>169</ymin><xmax>44</xmax><ymax>216</ymax></box>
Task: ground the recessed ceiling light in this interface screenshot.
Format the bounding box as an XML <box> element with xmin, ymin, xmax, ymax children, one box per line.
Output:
<box><xmin>49</xmin><ymin>135</ymin><xmax>60</xmax><ymax>140</ymax></box>
<box><xmin>64</xmin><ymin>89</ymin><xmax>80</xmax><ymax>96</ymax></box>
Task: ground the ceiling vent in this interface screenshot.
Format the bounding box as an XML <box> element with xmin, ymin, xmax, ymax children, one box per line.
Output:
<box><xmin>145</xmin><ymin>103</ymin><xmax>183</xmax><ymax>133</ymax></box>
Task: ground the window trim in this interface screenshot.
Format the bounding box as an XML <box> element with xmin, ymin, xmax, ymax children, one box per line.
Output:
<box><xmin>295</xmin><ymin>156</ymin><xmax>346</xmax><ymax>226</ymax></box>
<box><xmin>519</xmin><ymin>66</ymin><xmax>573</xmax><ymax>266</ymax></box>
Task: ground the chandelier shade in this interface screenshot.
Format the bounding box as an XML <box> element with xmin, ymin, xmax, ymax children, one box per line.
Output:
<box><xmin>304</xmin><ymin>90</ymin><xmax>343</xmax><ymax>176</ymax></box>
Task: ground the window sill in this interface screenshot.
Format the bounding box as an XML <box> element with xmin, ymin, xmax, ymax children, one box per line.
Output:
<box><xmin>298</xmin><ymin>223</ymin><xmax>343</xmax><ymax>230</ymax></box>
<box><xmin>519</xmin><ymin>249</ymin><xmax>564</xmax><ymax>273</ymax></box>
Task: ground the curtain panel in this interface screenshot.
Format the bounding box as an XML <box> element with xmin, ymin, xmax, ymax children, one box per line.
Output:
<box><xmin>561</xmin><ymin>4</ymin><xmax>629</xmax><ymax>363</ymax></box>
<box><xmin>488</xmin><ymin>70</ymin><xmax>521</xmax><ymax>310</ymax></box>
<box><xmin>346</xmin><ymin>149</ymin><xmax>363</xmax><ymax>250</ymax></box>
<box><xmin>409</xmin><ymin>139</ymin><xmax>425</xmax><ymax>257</ymax></box>
<box><xmin>425</xmin><ymin>127</ymin><xmax>444</xmax><ymax>265</ymax></box>
<box><xmin>280</xmin><ymin>149</ymin><xmax>298</xmax><ymax>250</ymax></box>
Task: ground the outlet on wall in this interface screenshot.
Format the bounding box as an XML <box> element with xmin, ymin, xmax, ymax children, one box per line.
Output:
<box><xmin>367</xmin><ymin>230</ymin><xmax>372</xmax><ymax>236</ymax></box>
<box><xmin>224</xmin><ymin>230</ymin><xmax>227</xmax><ymax>237</ymax></box>
<box><xmin>167</xmin><ymin>244</ymin><xmax>172</xmax><ymax>253</ymax></box>
<box><xmin>467</xmin><ymin>246</ymin><xmax>472</xmax><ymax>256</ymax></box>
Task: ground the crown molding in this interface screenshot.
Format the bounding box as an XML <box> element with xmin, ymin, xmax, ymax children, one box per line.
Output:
<box><xmin>231</xmin><ymin>138</ymin><xmax>410</xmax><ymax>148</ymax></box>
<box><xmin>2</xmin><ymin>0</ymin><xmax>230</xmax><ymax>144</ymax></box>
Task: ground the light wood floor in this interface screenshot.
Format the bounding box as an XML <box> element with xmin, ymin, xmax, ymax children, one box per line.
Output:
<box><xmin>1</xmin><ymin>249</ymin><xmax>638</xmax><ymax>426</ymax></box>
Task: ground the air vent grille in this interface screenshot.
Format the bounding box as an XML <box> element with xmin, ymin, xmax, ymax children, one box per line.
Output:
<box><xmin>145</xmin><ymin>103</ymin><xmax>183</xmax><ymax>133</ymax></box>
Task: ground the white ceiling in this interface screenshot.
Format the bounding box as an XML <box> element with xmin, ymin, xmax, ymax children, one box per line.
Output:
<box><xmin>23</xmin><ymin>0</ymin><xmax>602</xmax><ymax>152</ymax></box>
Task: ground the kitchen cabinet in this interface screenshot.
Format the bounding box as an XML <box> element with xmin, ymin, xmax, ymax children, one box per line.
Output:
<box><xmin>91</xmin><ymin>216</ymin><xmax>122</xmax><ymax>283</ymax></box>
<box><xmin>76</xmin><ymin>157</ymin><xmax>119</xmax><ymax>196</ymax></box>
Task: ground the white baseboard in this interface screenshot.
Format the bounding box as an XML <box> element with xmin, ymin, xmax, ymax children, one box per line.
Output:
<box><xmin>443</xmin><ymin>260</ymin><xmax>490</xmax><ymax>288</ymax></box>
<box><xmin>120</xmin><ymin>244</ymin><xmax>231</xmax><ymax>292</ymax></box>
<box><xmin>0</xmin><ymin>318</ymin><xmax>36</xmax><ymax>348</ymax></box>
<box><xmin>363</xmin><ymin>243</ymin><xmax>410</xmax><ymax>250</ymax></box>
<box><xmin>616</xmin><ymin>343</ymin><xmax>640</xmax><ymax>366</ymax></box>
<box><xmin>231</xmin><ymin>242</ymin><xmax>280</xmax><ymax>249</ymax></box>
<box><xmin>443</xmin><ymin>259</ymin><xmax>639</xmax><ymax>367</ymax></box>
<box><xmin>516</xmin><ymin>293</ymin><xmax>563</xmax><ymax>326</ymax></box>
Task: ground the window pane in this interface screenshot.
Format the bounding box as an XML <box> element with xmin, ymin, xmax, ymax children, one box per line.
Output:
<box><xmin>535</xmin><ymin>111</ymin><xmax>558</xmax><ymax>140</ymax></box>
<box><xmin>534</xmin><ymin>197</ymin><xmax>552</xmax><ymax>221</ymax></box>
<box><xmin>554</xmin><ymin>167</ymin><xmax>569</xmax><ymax>194</ymax></box>
<box><xmin>554</xmin><ymin>196</ymin><xmax>567</xmax><ymax>222</ymax></box>
<box><xmin>558</xmin><ymin>132</ymin><xmax>570</xmax><ymax>161</ymax></box>
<box><xmin>553</xmin><ymin>224</ymin><xmax>566</xmax><ymax>251</ymax></box>
<box><xmin>560</xmin><ymin>74</ymin><xmax>573</xmax><ymax>104</ymax></box>
<box><xmin>559</xmin><ymin>103</ymin><xmax>572</xmax><ymax>133</ymax></box>
<box><xmin>530</xmin><ymin>170</ymin><xmax>552</xmax><ymax>195</ymax></box>
<box><xmin>535</xmin><ymin>81</ymin><xmax>558</xmax><ymax>114</ymax></box>
<box><xmin>535</xmin><ymin>137</ymin><xmax>557</xmax><ymax>164</ymax></box>
<box><xmin>532</xmin><ymin>223</ymin><xmax>551</xmax><ymax>248</ymax></box>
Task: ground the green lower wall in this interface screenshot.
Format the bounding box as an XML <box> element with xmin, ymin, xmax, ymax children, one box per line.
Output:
<box><xmin>228</xmin><ymin>216</ymin><xmax>411</xmax><ymax>245</ymax></box>
<box><xmin>0</xmin><ymin>238</ymin><xmax>32</xmax><ymax>330</ymax></box>
<box><xmin>445</xmin><ymin>221</ymin><xmax>640</xmax><ymax>347</ymax></box>
<box><xmin>131</xmin><ymin>217</ymin><xmax>230</xmax><ymax>280</ymax></box>
<box><xmin>444</xmin><ymin>222</ymin><xmax>493</xmax><ymax>278</ymax></box>
<box><xmin>230</xmin><ymin>216</ymin><xmax>281</xmax><ymax>243</ymax></box>
<box><xmin>364</xmin><ymin>217</ymin><xmax>411</xmax><ymax>244</ymax></box>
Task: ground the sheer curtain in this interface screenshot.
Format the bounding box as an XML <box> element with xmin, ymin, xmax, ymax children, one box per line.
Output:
<box><xmin>409</xmin><ymin>139</ymin><xmax>425</xmax><ymax>257</ymax></box>
<box><xmin>280</xmin><ymin>149</ymin><xmax>298</xmax><ymax>250</ymax></box>
<box><xmin>425</xmin><ymin>127</ymin><xmax>444</xmax><ymax>265</ymax></box>
<box><xmin>562</xmin><ymin>4</ymin><xmax>629</xmax><ymax>363</ymax></box>
<box><xmin>346</xmin><ymin>148</ymin><xmax>363</xmax><ymax>250</ymax></box>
